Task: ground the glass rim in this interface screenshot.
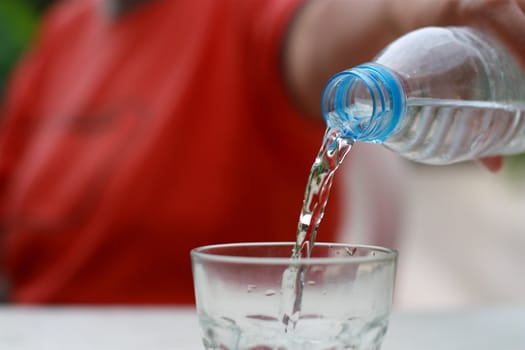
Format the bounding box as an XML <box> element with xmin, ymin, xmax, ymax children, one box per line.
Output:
<box><xmin>191</xmin><ymin>241</ymin><xmax>397</xmax><ymax>265</ymax></box>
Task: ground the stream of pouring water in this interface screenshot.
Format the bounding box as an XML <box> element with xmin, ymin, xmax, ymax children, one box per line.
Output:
<box><xmin>279</xmin><ymin>127</ymin><xmax>353</xmax><ymax>330</ymax></box>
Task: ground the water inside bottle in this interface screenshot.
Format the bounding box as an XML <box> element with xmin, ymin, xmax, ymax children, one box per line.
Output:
<box><xmin>387</xmin><ymin>98</ymin><xmax>525</xmax><ymax>164</ymax></box>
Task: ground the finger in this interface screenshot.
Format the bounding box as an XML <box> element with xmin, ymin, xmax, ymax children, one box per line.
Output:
<box><xmin>516</xmin><ymin>0</ymin><xmax>525</xmax><ymax>12</ymax></box>
<box><xmin>478</xmin><ymin>155</ymin><xmax>504</xmax><ymax>173</ymax></box>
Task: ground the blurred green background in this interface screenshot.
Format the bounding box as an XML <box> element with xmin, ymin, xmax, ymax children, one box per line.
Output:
<box><xmin>0</xmin><ymin>0</ymin><xmax>53</xmax><ymax>95</ymax></box>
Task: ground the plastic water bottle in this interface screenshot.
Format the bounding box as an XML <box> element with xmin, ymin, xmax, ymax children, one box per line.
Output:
<box><xmin>322</xmin><ymin>26</ymin><xmax>525</xmax><ymax>165</ymax></box>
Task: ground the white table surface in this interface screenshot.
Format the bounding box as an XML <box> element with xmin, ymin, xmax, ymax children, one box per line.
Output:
<box><xmin>0</xmin><ymin>306</ymin><xmax>524</xmax><ymax>349</ymax></box>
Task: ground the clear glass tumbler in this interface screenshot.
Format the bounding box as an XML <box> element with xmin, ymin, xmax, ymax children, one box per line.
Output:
<box><xmin>191</xmin><ymin>242</ymin><xmax>397</xmax><ymax>350</ymax></box>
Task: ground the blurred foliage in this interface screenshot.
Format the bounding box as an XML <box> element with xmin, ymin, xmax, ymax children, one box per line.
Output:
<box><xmin>504</xmin><ymin>153</ymin><xmax>525</xmax><ymax>181</ymax></box>
<box><xmin>0</xmin><ymin>0</ymin><xmax>54</xmax><ymax>94</ymax></box>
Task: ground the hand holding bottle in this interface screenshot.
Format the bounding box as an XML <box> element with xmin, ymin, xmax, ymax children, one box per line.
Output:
<box><xmin>285</xmin><ymin>0</ymin><xmax>525</xmax><ymax>171</ymax></box>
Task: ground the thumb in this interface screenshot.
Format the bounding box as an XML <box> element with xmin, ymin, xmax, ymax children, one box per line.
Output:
<box><xmin>478</xmin><ymin>156</ymin><xmax>504</xmax><ymax>173</ymax></box>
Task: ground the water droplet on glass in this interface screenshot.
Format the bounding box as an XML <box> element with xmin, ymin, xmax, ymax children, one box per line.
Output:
<box><xmin>311</xmin><ymin>266</ymin><xmax>324</xmax><ymax>272</ymax></box>
<box><xmin>220</xmin><ymin>316</ymin><xmax>237</xmax><ymax>325</ymax></box>
<box><xmin>246</xmin><ymin>314</ymin><xmax>279</xmax><ymax>321</ymax></box>
<box><xmin>345</xmin><ymin>247</ymin><xmax>357</xmax><ymax>256</ymax></box>
<box><xmin>265</xmin><ymin>289</ymin><xmax>277</xmax><ymax>296</ymax></box>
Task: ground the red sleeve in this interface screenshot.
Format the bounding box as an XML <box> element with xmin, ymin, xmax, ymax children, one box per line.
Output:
<box><xmin>0</xmin><ymin>1</ymin><xmax>82</xmax><ymax>221</ymax></box>
<box><xmin>0</xmin><ymin>55</ymin><xmax>43</xmax><ymax>224</ymax></box>
<box><xmin>239</xmin><ymin>0</ymin><xmax>304</xmax><ymax>107</ymax></box>
<box><xmin>238</xmin><ymin>0</ymin><xmax>327</xmax><ymax>156</ymax></box>
<box><xmin>236</xmin><ymin>0</ymin><xmax>340</xmax><ymax>239</ymax></box>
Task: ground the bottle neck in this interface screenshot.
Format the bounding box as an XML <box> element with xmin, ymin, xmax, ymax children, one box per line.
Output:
<box><xmin>321</xmin><ymin>63</ymin><xmax>405</xmax><ymax>142</ymax></box>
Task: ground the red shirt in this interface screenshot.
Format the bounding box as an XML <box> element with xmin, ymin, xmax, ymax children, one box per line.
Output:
<box><xmin>0</xmin><ymin>0</ymin><xmax>341</xmax><ymax>304</ymax></box>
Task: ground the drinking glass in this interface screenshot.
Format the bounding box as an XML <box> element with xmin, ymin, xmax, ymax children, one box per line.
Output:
<box><xmin>191</xmin><ymin>242</ymin><xmax>397</xmax><ymax>349</ymax></box>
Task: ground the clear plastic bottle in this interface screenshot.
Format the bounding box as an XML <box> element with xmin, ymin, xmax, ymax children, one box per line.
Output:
<box><xmin>322</xmin><ymin>26</ymin><xmax>525</xmax><ymax>165</ymax></box>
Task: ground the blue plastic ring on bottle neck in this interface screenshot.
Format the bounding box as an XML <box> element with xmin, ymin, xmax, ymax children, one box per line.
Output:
<box><xmin>353</xmin><ymin>63</ymin><xmax>406</xmax><ymax>142</ymax></box>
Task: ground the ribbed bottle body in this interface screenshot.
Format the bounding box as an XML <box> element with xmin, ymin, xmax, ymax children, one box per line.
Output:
<box><xmin>377</xmin><ymin>27</ymin><xmax>525</xmax><ymax>164</ymax></box>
